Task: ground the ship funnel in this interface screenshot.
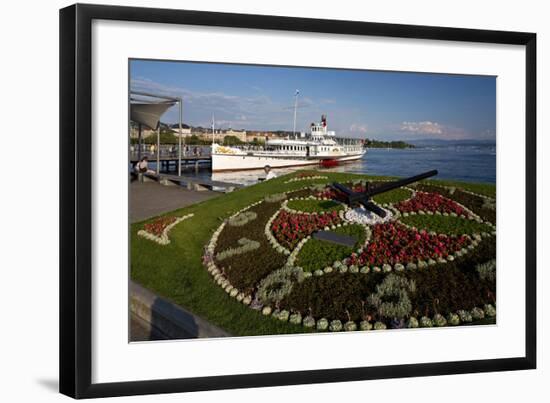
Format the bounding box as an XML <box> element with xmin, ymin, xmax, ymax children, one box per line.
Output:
<box><xmin>321</xmin><ymin>114</ymin><xmax>327</xmax><ymax>127</ymax></box>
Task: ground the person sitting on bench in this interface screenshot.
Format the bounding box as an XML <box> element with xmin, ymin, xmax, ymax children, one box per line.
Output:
<box><xmin>135</xmin><ymin>156</ymin><xmax>156</xmax><ymax>175</ymax></box>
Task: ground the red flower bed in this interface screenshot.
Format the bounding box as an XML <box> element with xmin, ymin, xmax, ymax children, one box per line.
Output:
<box><xmin>315</xmin><ymin>188</ymin><xmax>346</xmax><ymax>201</ymax></box>
<box><xmin>143</xmin><ymin>216</ymin><xmax>177</xmax><ymax>236</ymax></box>
<box><xmin>347</xmin><ymin>222</ymin><xmax>470</xmax><ymax>267</ymax></box>
<box><xmin>395</xmin><ymin>191</ymin><xmax>466</xmax><ymax>215</ymax></box>
<box><xmin>271</xmin><ymin>210</ymin><xmax>342</xmax><ymax>249</ymax></box>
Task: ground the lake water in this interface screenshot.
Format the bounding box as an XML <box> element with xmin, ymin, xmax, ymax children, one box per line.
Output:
<box><xmin>143</xmin><ymin>143</ymin><xmax>496</xmax><ymax>187</ymax></box>
<box><xmin>208</xmin><ymin>144</ymin><xmax>496</xmax><ymax>186</ymax></box>
<box><xmin>331</xmin><ymin>144</ymin><xmax>496</xmax><ymax>183</ymax></box>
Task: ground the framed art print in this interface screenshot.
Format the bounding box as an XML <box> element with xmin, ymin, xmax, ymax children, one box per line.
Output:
<box><xmin>59</xmin><ymin>3</ymin><xmax>536</xmax><ymax>399</ymax></box>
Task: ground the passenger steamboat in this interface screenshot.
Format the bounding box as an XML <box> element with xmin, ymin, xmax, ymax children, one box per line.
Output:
<box><xmin>211</xmin><ymin>114</ymin><xmax>365</xmax><ymax>172</ymax></box>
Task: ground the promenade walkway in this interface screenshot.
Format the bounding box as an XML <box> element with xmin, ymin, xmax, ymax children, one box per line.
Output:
<box><xmin>130</xmin><ymin>180</ymin><xmax>221</xmax><ymax>223</ymax></box>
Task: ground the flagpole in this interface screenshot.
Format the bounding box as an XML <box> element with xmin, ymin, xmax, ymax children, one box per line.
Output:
<box><xmin>293</xmin><ymin>89</ymin><xmax>299</xmax><ymax>137</ymax></box>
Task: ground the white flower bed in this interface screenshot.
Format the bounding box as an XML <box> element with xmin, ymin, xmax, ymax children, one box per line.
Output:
<box><xmin>284</xmin><ymin>175</ymin><xmax>328</xmax><ymax>184</ymax></box>
<box><xmin>259</xmin><ymin>302</ymin><xmax>496</xmax><ymax>332</ymax></box>
<box><xmin>344</xmin><ymin>205</ymin><xmax>395</xmax><ymax>225</ymax></box>
<box><xmin>137</xmin><ymin>213</ymin><xmax>194</xmax><ymax>245</ymax></box>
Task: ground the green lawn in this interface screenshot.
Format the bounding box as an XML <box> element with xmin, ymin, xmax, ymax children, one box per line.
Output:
<box><xmin>372</xmin><ymin>187</ymin><xmax>412</xmax><ymax>205</ymax></box>
<box><xmin>295</xmin><ymin>224</ymin><xmax>366</xmax><ymax>272</ymax></box>
<box><xmin>423</xmin><ymin>179</ymin><xmax>496</xmax><ymax>198</ymax></box>
<box><xmin>131</xmin><ymin>170</ymin><xmax>496</xmax><ymax>336</ymax></box>
<box><xmin>400</xmin><ymin>214</ymin><xmax>494</xmax><ymax>235</ymax></box>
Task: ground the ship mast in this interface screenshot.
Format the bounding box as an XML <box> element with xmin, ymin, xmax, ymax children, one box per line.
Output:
<box><xmin>211</xmin><ymin>114</ymin><xmax>215</xmax><ymax>145</ymax></box>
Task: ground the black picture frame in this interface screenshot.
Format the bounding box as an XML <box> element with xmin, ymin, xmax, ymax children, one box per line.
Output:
<box><xmin>59</xmin><ymin>3</ymin><xmax>537</xmax><ymax>399</ymax></box>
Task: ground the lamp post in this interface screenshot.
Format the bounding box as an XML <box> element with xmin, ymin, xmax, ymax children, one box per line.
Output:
<box><xmin>156</xmin><ymin>125</ymin><xmax>160</xmax><ymax>174</ymax></box>
<box><xmin>178</xmin><ymin>97</ymin><xmax>182</xmax><ymax>176</ymax></box>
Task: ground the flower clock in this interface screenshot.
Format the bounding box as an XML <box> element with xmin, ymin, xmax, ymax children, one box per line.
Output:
<box><xmin>203</xmin><ymin>181</ymin><xmax>497</xmax><ymax>333</ymax></box>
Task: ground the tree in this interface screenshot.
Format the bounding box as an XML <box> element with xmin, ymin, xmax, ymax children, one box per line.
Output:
<box><xmin>249</xmin><ymin>137</ymin><xmax>265</xmax><ymax>146</ymax></box>
<box><xmin>223</xmin><ymin>135</ymin><xmax>244</xmax><ymax>146</ymax></box>
<box><xmin>141</xmin><ymin>132</ymin><xmax>178</xmax><ymax>144</ymax></box>
<box><xmin>185</xmin><ymin>135</ymin><xmax>209</xmax><ymax>145</ymax></box>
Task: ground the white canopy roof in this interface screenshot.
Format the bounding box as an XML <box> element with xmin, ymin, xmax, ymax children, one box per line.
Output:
<box><xmin>130</xmin><ymin>102</ymin><xmax>174</xmax><ymax>130</ymax></box>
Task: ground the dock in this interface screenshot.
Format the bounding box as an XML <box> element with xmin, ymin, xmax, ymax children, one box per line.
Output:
<box><xmin>133</xmin><ymin>171</ymin><xmax>242</xmax><ymax>192</ymax></box>
<box><xmin>130</xmin><ymin>153</ymin><xmax>212</xmax><ymax>174</ymax></box>
<box><xmin>154</xmin><ymin>173</ymin><xmax>242</xmax><ymax>192</ymax></box>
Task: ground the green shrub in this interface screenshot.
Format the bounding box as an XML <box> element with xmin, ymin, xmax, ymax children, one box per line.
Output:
<box><xmin>367</xmin><ymin>274</ymin><xmax>416</xmax><ymax>320</ymax></box>
<box><xmin>373</xmin><ymin>321</ymin><xmax>387</xmax><ymax>330</ymax></box>
<box><xmin>257</xmin><ymin>265</ymin><xmax>304</xmax><ymax>305</ymax></box>
<box><xmin>457</xmin><ymin>309</ymin><xmax>473</xmax><ymax>323</ymax></box>
<box><xmin>476</xmin><ymin>259</ymin><xmax>496</xmax><ymax>282</ymax></box>
<box><xmin>433</xmin><ymin>313</ymin><xmax>447</xmax><ymax>327</ymax></box>
<box><xmin>329</xmin><ymin>320</ymin><xmax>343</xmax><ymax>331</ymax></box>
<box><xmin>316</xmin><ymin>318</ymin><xmax>329</xmax><ymax>331</ymax></box>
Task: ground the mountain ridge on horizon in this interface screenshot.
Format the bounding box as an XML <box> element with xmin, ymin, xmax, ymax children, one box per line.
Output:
<box><xmin>407</xmin><ymin>138</ymin><xmax>496</xmax><ymax>146</ymax></box>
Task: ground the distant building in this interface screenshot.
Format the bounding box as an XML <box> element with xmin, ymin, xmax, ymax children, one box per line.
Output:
<box><xmin>129</xmin><ymin>125</ymin><xmax>155</xmax><ymax>139</ymax></box>
<box><xmin>169</xmin><ymin>123</ymin><xmax>192</xmax><ymax>137</ymax></box>
<box><xmin>198</xmin><ymin>130</ymin><xmax>225</xmax><ymax>142</ymax></box>
<box><xmin>224</xmin><ymin>129</ymin><xmax>247</xmax><ymax>142</ymax></box>
<box><xmin>246</xmin><ymin>132</ymin><xmax>272</xmax><ymax>143</ymax></box>
<box><xmin>197</xmin><ymin>129</ymin><xmax>247</xmax><ymax>143</ymax></box>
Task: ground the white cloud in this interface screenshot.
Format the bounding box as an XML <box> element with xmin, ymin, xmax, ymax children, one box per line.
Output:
<box><xmin>398</xmin><ymin>121</ymin><xmax>471</xmax><ymax>139</ymax></box>
<box><xmin>130</xmin><ymin>77</ymin><xmax>340</xmax><ymax>132</ymax></box>
<box><xmin>400</xmin><ymin>121</ymin><xmax>444</xmax><ymax>135</ymax></box>
<box><xmin>349</xmin><ymin>123</ymin><xmax>369</xmax><ymax>134</ymax></box>
<box><xmin>131</xmin><ymin>77</ymin><xmax>290</xmax><ymax>129</ymax></box>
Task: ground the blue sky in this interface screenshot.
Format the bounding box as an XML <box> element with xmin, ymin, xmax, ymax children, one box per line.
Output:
<box><xmin>130</xmin><ymin>60</ymin><xmax>496</xmax><ymax>141</ymax></box>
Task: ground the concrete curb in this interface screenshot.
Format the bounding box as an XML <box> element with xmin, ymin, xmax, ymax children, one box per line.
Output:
<box><xmin>130</xmin><ymin>281</ymin><xmax>231</xmax><ymax>339</ymax></box>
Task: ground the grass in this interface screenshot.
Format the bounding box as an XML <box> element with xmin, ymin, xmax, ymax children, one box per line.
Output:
<box><xmin>287</xmin><ymin>198</ymin><xmax>343</xmax><ymax>213</ymax></box>
<box><xmin>400</xmin><ymin>214</ymin><xmax>493</xmax><ymax>235</ymax></box>
<box><xmin>422</xmin><ymin>179</ymin><xmax>496</xmax><ymax>198</ymax></box>
<box><xmin>131</xmin><ymin>170</ymin><xmax>496</xmax><ymax>336</ymax></box>
<box><xmin>295</xmin><ymin>224</ymin><xmax>366</xmax><ymax>272</ymax></box>
<box><xmin>372</xmin><ymin>187</ymin><xmax>412</xmax><ymax>205</ymax></box>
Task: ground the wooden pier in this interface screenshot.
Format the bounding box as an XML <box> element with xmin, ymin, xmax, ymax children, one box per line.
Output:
<box><xmin>130</xmin><ymin>154</ymin><xmax>212</xmax><ymax>174</ymax></box>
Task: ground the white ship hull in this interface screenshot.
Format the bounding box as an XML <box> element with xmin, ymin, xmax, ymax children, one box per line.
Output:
<box><xmin>211</xmin><ymin>113</ymin><xmax>365</xmax><ymax>172</ymax></box>
<box><xmin>212</xmin><ymin>151</ymin><xmax>365</xmax><ymax>172</ymax></box>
